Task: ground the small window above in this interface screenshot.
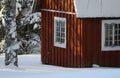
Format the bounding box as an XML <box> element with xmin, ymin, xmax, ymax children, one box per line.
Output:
<box><xmin>54</xmin><ymin>17</ymin><xmax>66</xmax><ymax>48</ymax></box>
<box><xmin>102</xmin><ymin>20</ymin><xmax>120</xmax><ymax>51</ymax></box>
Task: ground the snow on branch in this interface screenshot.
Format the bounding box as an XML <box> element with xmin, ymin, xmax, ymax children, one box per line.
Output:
<box><xmin>22</xmin><ymin>12</ymin><xmax>41</xmax><ymax>29</ymax></box>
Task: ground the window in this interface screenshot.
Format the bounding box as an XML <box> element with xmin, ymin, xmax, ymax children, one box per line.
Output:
<box><xmin>102</xmin><ymin>20</ymin><xmax>120</xmax><ymax>51</ymax></box>
<box><xmin>54</xmin><ymin>17</ymin><xmax>66</xmax><ymax>48</ymax></box>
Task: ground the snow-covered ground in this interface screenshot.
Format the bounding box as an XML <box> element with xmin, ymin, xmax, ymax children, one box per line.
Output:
<box><xmin>0</xmin><ymin>54</ymin><xmax>120</xmax><ymax>78</ymax></box>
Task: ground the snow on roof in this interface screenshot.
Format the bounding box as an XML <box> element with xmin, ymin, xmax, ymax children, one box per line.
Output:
<box><xmin>74</xmin><ymin>0</ymin><xmax>120</xmax><ymax>18</ymax></box>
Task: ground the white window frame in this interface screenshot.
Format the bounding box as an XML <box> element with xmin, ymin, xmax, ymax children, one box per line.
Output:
<box><xmin>102</xmin><ymin>19</ymin><xmax>120</xmax><ymax>51</ymax></box>
<box><xmin>54</xmin><ymin>17</ymin><xmax>66</xmax><ymax>48</ymax></box>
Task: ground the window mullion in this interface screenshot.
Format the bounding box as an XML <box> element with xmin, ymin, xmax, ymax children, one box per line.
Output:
<box><xmin>117</xmin><ymin>24</ymin><xmax>119</xmax><ymax>46</ymax></box>
<box><xmin>60</xmin><ymin>21</ymin><xmax>62</xmax><ymax>45</ymax></box>
<box><xmin>112</xmin><ymin>24</ymin><xmax>115</xmax><ymax>46</ymax></box>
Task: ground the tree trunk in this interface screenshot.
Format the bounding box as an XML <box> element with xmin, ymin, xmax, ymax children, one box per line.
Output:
<box><xmin>4</xmin><ymin>0</ymin><xmax>18</xmax><ymax>67</ymax></box>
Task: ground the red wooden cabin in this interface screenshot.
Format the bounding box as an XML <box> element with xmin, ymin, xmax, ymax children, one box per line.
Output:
<box><xmin>41</xmin><ymin>0</ymin><xmax>120</xmax><ymax>67</ymax></box>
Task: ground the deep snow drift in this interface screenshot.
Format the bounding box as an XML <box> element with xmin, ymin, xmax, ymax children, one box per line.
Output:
<box><xmin>0</xmin><ymin>54</ymin><xmax>120</xmax><ymax>78</ymax></box>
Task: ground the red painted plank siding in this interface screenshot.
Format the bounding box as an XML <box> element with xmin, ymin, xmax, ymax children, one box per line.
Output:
<box><xmin>82</xmin><ymin>18</ymin><xmax>120</xmax><ymax>67</ymax></box>
<box><xmin>41</xmin><ymin>0</ymin><xmax>75</xmax><ymax>12</ymax></box>
<box><xmin>41</xmin><ymin>10</ymin><xmax>82</xmax><ymax>67</ymax></box>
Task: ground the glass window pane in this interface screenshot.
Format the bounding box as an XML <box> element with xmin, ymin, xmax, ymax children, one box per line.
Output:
<box><xmin>118</xmin><ymin>30</ymin><xmax>120</xmax><ymax>34</ymax></box>
<box><xmin>115</xmin><ymin>30</ymin><xmax>118</xmax><ymax>34</ymax></box>
<box><xmin>56</xmin><ymin>21</ymin><xmax>59</xmax><ymax>26</ymax></box>
<box><xmin>108</xmin><ymin>30</ymin><xmax>113</xmax><ymax>35</ymax></box>
<box><xmin>57</xmin><ymin>21</ymin><xmax>60</xmax><ymax>26</ymax></box>
<box><xmin>105</xmin><ymin>23</ymin><xmax>108</xmax><ymax>29</ymax></box>
<box><xmin>56</xmin><ymin>27</ymin><xmax>60</xmax><ymax>31</ymax></box>
<box><xmin>59</xmin><ymin>21</ymin><xmax>62</xmax><ymax>26</ymax></box>
<box><xmin>114</xmin><ymin>24</ymin><xmax>118</xmax><ymax>29</ymax></box>
<box><xmin>109</xmin><ymin>36</ymin><xmax>113</xmax><ymax>40</ymax></box>
<box><xmin>61</xmin><ymin>28</ymin><xmax>65</xmax><ymax>32</ymax></box>
<box><xmin>108</xmin><ymin>24</ymin><xmax>113</xmax><ymax>29</ymax></box>
<box><xmin>109</xmin><ymin>41</ymin><xmax>113</xmax><ymax>46</ymax></box>
<box><xmin>61</xmin><ymin>33</ymin><xmax>65</xmax><ymax>37</ymax></box>
<box><xmin>115</xmin><ymin>36</ymin><xmax>118</xmax><ymax>40</ymax></box>
<box><xmin>118</xmin><ymin>41</ymin><xmax>120</xmax><ymax>46</ymax></box>
<box><xmin>61</xmin><ymin>38</ymin><xmax>65</xmax><ymax>43</ymax></box>
<box><xmin>56</xmin><ymin>37</ymin><xmax>60</xmax><ymax>42</ymax></box>
<box><xmin>105</xmin><ymin>30</ymin><xmax>108</xmax><ymax>38</ymax></box>
<box><xmin>119</xmin><ymin>24</ymin><xmax>120</xmax><ymax>29</ymax></box>
<box><xmin>118</xmin><ymin>36</ymin><xmax>120</xmax><ymax>40</ymax></box>
<box><xmin>114</xmin><ymin>41</ymin><xmax>118</xmax><ymax>46</ymax></box>
<box><xmin>56</xmin><ymin>32</ymin><xmax>60</xmax><ymax>37</ymax></box>
<box><xmin>105</xmin><ymin>41</ymin><xmax>108</xmax><ymax>47</ymax></box>
<box><xmin>61</xmin><ymin>21</ymin><xmax>65</xmax><ymax>27</ymax></box>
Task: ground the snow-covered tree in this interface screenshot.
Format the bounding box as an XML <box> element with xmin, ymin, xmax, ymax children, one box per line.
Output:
<box><xmin>16</xmin><ymin>0</ymin><xmax>41</xmax><ymax>54</ymax></box>
<box><xmin>0</xmin><ymin>0</ymin><xmax>41</xmax><ymax>66</ymax></box>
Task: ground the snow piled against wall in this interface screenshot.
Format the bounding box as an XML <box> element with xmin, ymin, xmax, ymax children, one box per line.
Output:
<box><xmin>74</xmin><ymin>0</ymin><xmax>120</xmax><ymax>18</ymax></box>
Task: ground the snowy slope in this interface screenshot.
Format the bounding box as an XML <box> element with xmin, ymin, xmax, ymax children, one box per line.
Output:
<box><xmin>0</xmin><ymin>54</ymin><xmax>120</xmax><ymax>78</ymax></box>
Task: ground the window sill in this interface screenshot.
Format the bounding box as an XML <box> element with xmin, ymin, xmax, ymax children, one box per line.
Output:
<box><xmin>101</xmin><ymin>47</ymin><xmax>120</xmax><ymax>51</ymax></box>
